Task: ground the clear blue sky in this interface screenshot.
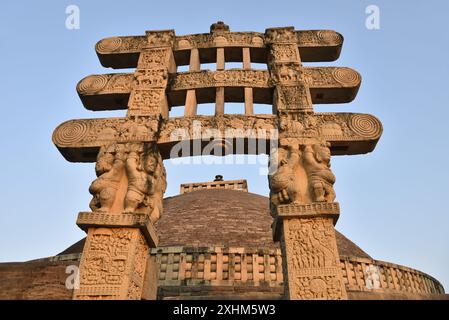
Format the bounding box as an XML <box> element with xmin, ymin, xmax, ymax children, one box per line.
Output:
<box><xmin>1</xmin><ymin>0</ymin><xmax>448</xmax><ymax>290</ymax></box>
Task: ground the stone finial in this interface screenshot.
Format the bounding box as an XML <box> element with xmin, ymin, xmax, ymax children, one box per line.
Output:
<box><xmin>214</xmin><ymin>175</ymin><xmax>224</xmax><ymax>182</ymax></box>
<box><xmin>210</xmin><ymin>21</ymin><xmax>230</xmax><ymax>33</ymax></box>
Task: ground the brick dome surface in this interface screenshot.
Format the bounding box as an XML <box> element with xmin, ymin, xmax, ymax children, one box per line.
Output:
<box><xmin>59</xmin><ymin>189</ymin><xmax>372</xmax><ymax>259</ymax></box>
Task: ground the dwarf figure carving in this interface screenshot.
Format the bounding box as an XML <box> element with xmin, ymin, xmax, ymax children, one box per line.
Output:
<box><xmin>144</xmin><ymin>151</ymin><xmax>166</xmax><ymax>223</ymax></box>
<box><xmin>123</xmin><ymin>150</ymin><xmax>146</xmax><ymax>213</ymax></box>
<box><xmin>124</xmin><ymin>145</ymin><xmax>166</xmax><ymax>223</ymax></box>
<box><xmin>303</xmin><ymin>142</ymin><xmax>336</xmax><ymax>203</ymax></box>
<box><xmin>268</xmin><ymin>145</ymin><xmax>302</xmax><ymax>215</ymax></box>
<box><xmin>89</xmin><ymin>145</ymin><xmax>126</xmax><ymax>212</ymax></box>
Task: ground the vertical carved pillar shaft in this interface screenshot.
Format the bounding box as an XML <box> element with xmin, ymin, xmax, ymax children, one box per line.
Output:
<box><xmin>266</xmin><ymin>26</ymin><xmax>345</xmax><ymax>299</ymax></box>
<box><xmin>74</xmin><ymin>227</ymin><xmax>151</xmax><ymax>300</ymax></box>
<box><xmin>244</xmin><ymin>87</ymin><xmax>254</xmax><ymax>115</ymax></box>
<box><xmin>268</xmin><ymin>138</ymin><xmax>347</xmax><ymax>299</ymax></box>
<box><xmin>274</xmin><ymin>205</ymin><xmax>347</xmax><ymax>300</ymax></box>
<box><xmin>216</xmin><ymin>47</ymin><xmax>225</xmax><ymax>70</ymax></box>
<box><xmin>127</xmin><ymin>30</ymin><xmax>176</xmax><ymax>118</ymax></box>
<box><xmin>266</xmin><ymin>27</ymin><xmax>313</xmax><ymax>114</ymax></box>
<box><xmin>185</xmin><ymin>48</ymin><xmax>200</xmax><ymax>116</ymax></box>
<box><xmin>215</xmin><ymin>87</ymin><xmax>225</xmax><ymax>115</ymax></box>
<box><xmin>242</xmin><ymin>47</ymin><xmax>254</xmax><ymax>115</ymax></box>
<box><xmin>215</xmin><ymin>47</ymin><xmax>225</xmax><ymax>115</ymax></box>
<box><xmin>74</xmin><ymin>142</ymin><xmax>166</xmax><ymax>300</ymax></box>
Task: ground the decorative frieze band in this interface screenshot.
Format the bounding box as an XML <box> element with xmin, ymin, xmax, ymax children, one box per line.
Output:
<box><xmin>77</xmin><ymin>68</ymin><xmax>360</xmax><ymax>95</ymax></box>
<box><xmin>171</xmin><ymin>70</ymin><xmax>270</xmax><ymax>90</ymax></box>
<box><xmin>277</xmin><ymin>202</ymin><xmax>340</xmax><ymax>216</ymax></box>
<box><xmin>76</xmin><ymin>67</ymin><xmax>361</xmax><ymax>110</ymax></box>
<box><xmin>76</xmin><ymin>212</ymin><xmax>158</xmax><ymax>247</ymax></box>
<box><xmin>95</xmin><ymin>30</ymin><xmax>343</xmax><ymax>68</ymax></box>
<box><xmin>52</xmin><ymin>117</ymin><xmax>159</xmax><ymax>148</ymax></box>
<box><xmin>52</xmin><ymin>113</ymin><xmax>382</xmax><ymax>162</ymax></box>
<box><xmin>273</xmin><ymin>203</ymin><xmax>340</xmax><ymax>241</ymax></box>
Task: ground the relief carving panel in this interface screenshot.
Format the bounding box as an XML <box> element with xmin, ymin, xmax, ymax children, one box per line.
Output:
<box><xmin>77</xmin><ymin>74</ymin><xmax>133</xmax><ymax>95</ymax></box>
<box><xmin>74</xmin><ymin>227</ymin><xmax>149</xmax><ymax>300</ymax></box>
<box><xmin>282</xmin><ymin>217</ymin><xmax>346</xmax><ymax>299</ymax></box>
<box><xmin>127</xmin><ymin>89</ymin><xmax>167</xmax><ymax>115</ymax></box>
<box><xmin>170</xmin><ymin>70</ymin><xmax>270</xmax><ymax>90</ymax></box>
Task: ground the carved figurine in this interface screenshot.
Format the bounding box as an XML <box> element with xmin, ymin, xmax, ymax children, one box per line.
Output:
<box><xmin>143</xmin><ymin>152</ymin><xmax>166</xmax><ymax>223</ymax></box>
<box><xmin>124</xmin><ymin>146</ymin><xmax>166</xmax><ymax>223</ymax></box>
<box><xmin>268</xmin><ymin>145</ymin><xmax>302</xmax><ymax>214</ymax></box>
<box><xmin>89</xmin><ymin>146</ymin><xmax>125</xmax><ymax>212</ymax></box>
<box><xmin>123</xmin><ymin>151</ymin><xmax>148</xmax><ymax>213</ymax></box>
<box><xmin>303</xmin><ymin>142</ymin><xmax>336</xmax><ymax>203</ymax></box>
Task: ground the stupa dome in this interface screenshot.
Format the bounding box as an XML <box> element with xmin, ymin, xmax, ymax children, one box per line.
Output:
<box><xmin>1</xmin><ymin>179</ymin><xmax>445</xmax><ymax>300</ymax></box>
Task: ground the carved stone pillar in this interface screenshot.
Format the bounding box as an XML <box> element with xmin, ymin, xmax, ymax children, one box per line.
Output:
<box><xmin>211</xmin><ymin>22</ymin><xmax>229</xmax><ymax>116</ymax></box>
<box><xmin>273</xmin><ymin>204</ymin><xmax>346</xmax><ymax>299</ymax></box>
<box><xmin>215</xmin><ymin>47</ymin><xmax>225</xmax><ymax>115</ymax></box>
<box><xmin>184</xmin><ymin>48</ymin><xmax>200</xmax><ymax>116</ymax></box>
<box><xmin>73</xmin><ymin>142</ymin><xmax>166</xmax><ymax>300</ymax></box>
<box><xmin>266</xmin><ymin>27</ymin><xmax>313</xmax><ymax>114</ymax></box>
<box><xmin>269</xmin><ymin>139</ymin><xmax>347</xmax><ymax>300</ymax></box>
<box><xmin>128</xmin><ymin>30</ymin><xmax>176</xmax><ymax>118</ymax></box>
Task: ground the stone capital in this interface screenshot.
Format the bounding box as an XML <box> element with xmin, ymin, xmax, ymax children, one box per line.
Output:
<box><xmin>77</xmin><ymin>212</ymin><xmax>158</xmax><ymax>247</ymax></box>
<box><xmin>272</xmin><ymin>202</ymin><xmax>340</xmax><ymax>241</ymax></box>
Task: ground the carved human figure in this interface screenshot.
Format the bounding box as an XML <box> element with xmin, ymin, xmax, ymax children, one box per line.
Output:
<box><xmin>268</xmin><ymin>145</ymin><xmax>302</xmax><ymax>214</ymax></box>
<box><xmin>310</xmin><ymin>220</ymin><xmax>336</xmax><ymax>267</ymax></box>
<box><xmin>124</xmin><ymin>151</ymin><xmax>148</xmax><ymax>213</ymax></box>
<box><xmin>89</xmin><ymin>146</ymin><xmax>125</xmax><ymax>212</ymax></box>
<box><xmin>144</xmin><ymin>151</ymin><xmax>166</xmax><ymax>223</ymax></box>
<box><xmin>124</xmin><ymin>147</ymin><xmax>166</xmax><ymax>223</ymax></box>
<box><xmin>302</xmin><ymin>143</ymin><xmax>336</xmax><ymax>203</ymax></box>
<box><xmin>289</xmin><ymin>219</ymin><xmax>335</xmax><ymax>270</ymax></box>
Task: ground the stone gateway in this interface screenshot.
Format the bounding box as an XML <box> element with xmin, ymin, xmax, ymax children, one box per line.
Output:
<box><xmin>0</xmin><ymin>22</ymin><xmax>445</xmax><ymax>301</ymax></box>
